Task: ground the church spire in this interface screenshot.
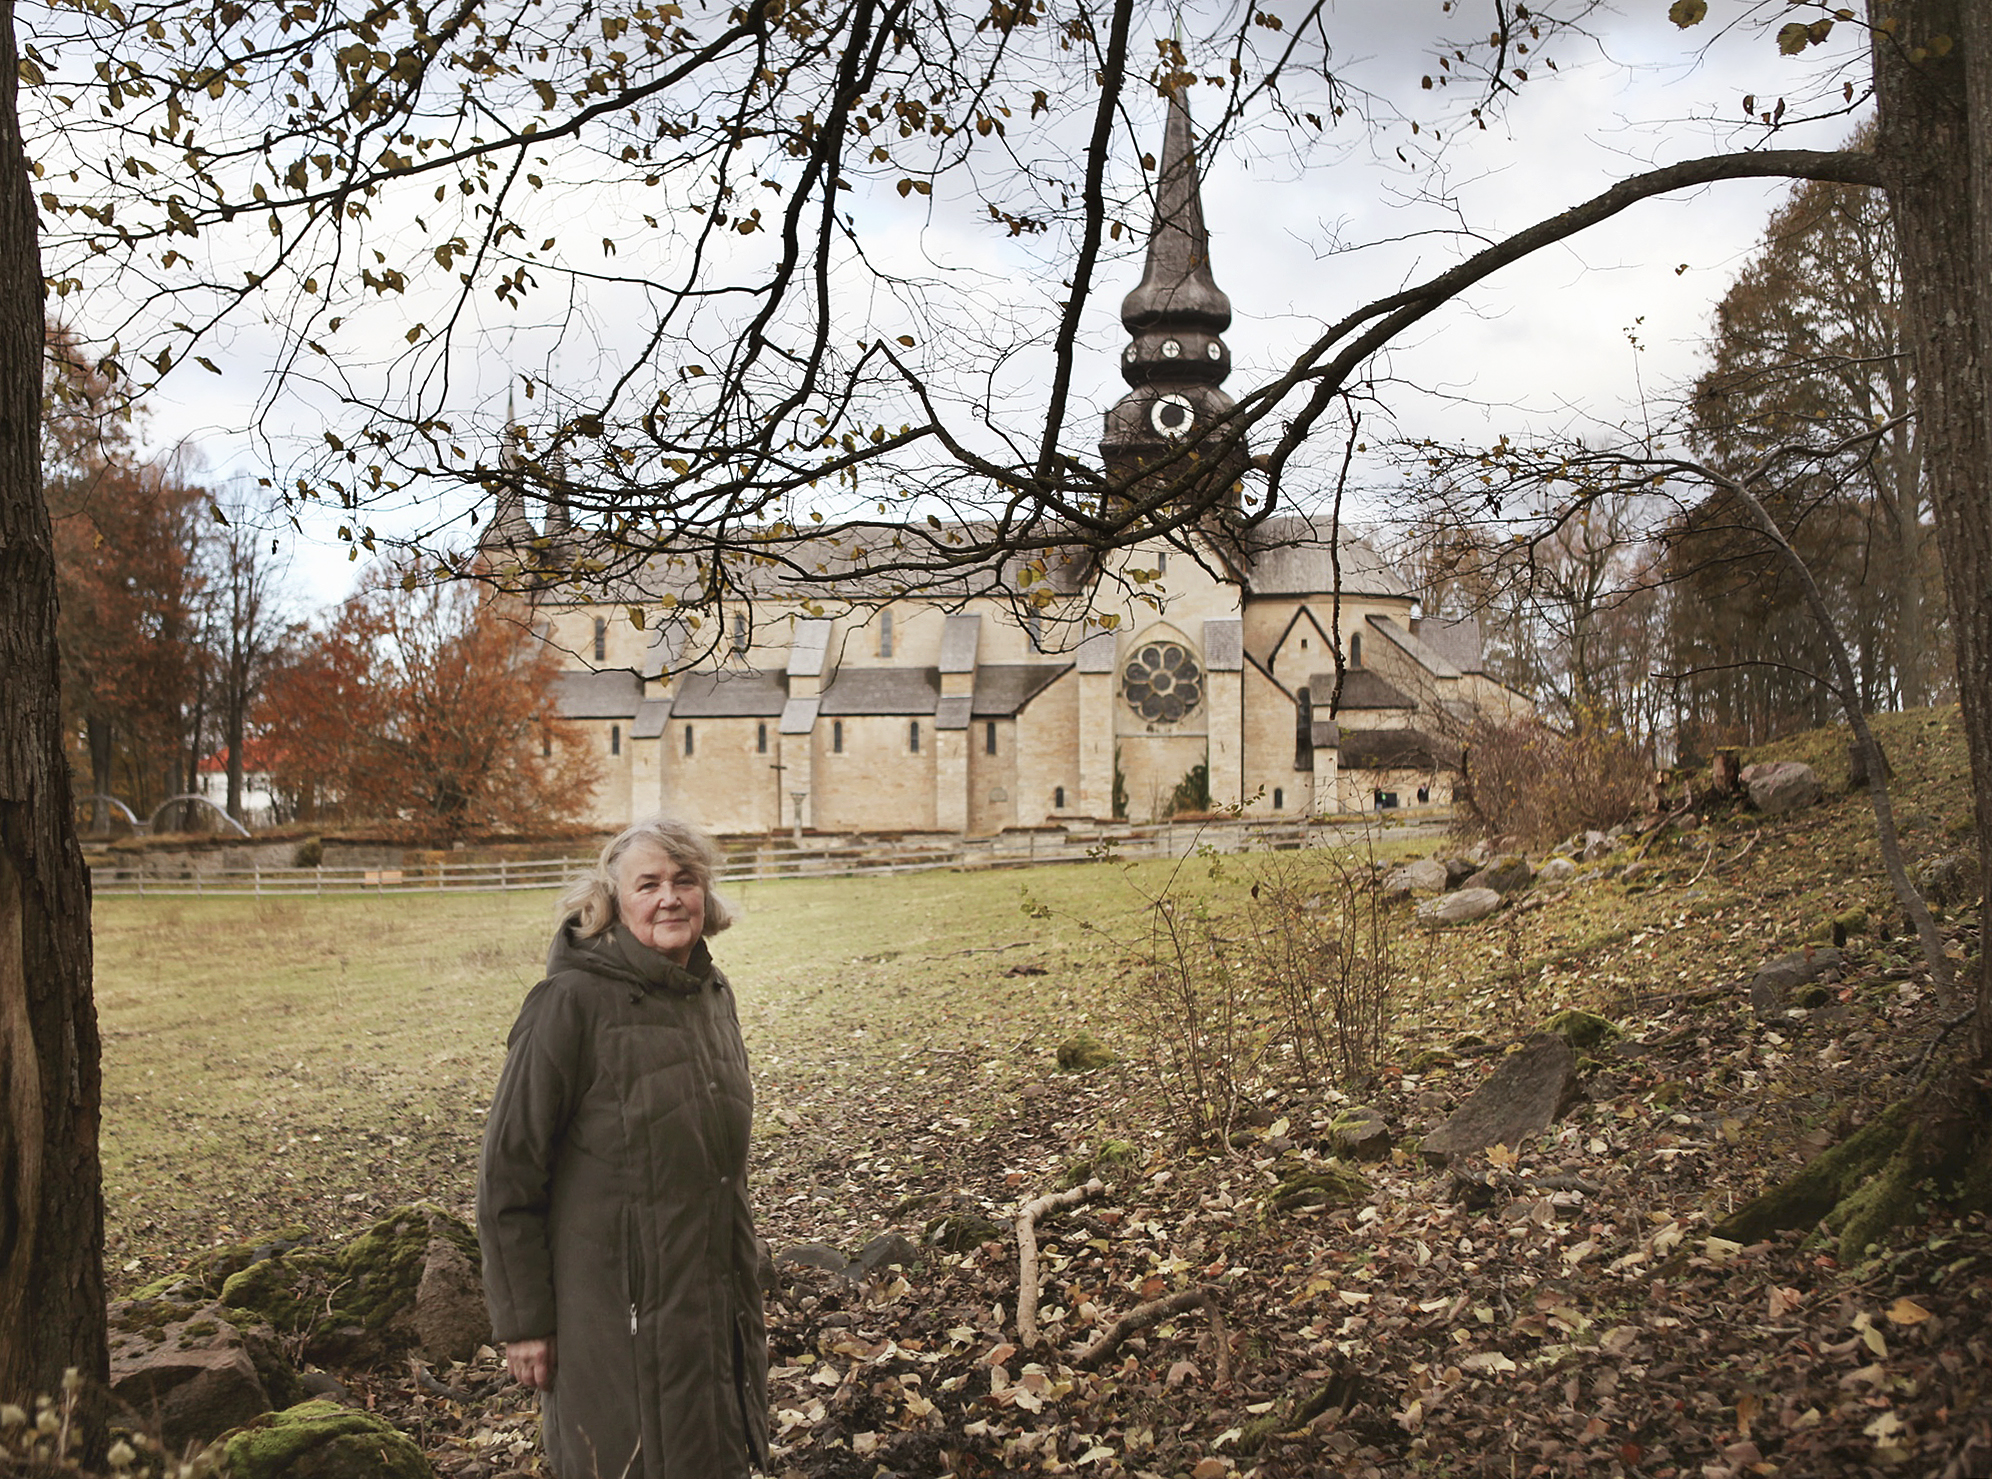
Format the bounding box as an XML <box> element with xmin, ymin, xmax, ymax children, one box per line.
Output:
<box><xmin>1100</xmin><ymin>85</ymin><xmax>1243</xmax><ymax>494</ymax></box>
<box><xmin>480</xmin><ymin>390</ymin><xmax>539</xmax><ymax>558</ymax></box>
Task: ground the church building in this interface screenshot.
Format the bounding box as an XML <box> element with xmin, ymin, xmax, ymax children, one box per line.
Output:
<box><xmin>485</xmin><ymin>95</ymin><xmax>1527</xmax><ymax>836</ymax></box>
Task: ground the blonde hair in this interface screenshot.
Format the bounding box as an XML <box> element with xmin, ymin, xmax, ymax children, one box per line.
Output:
<box><xmin>557</xmin><ymin>815</ymin><xmax>735</xmax><ymax>940</ymax></box>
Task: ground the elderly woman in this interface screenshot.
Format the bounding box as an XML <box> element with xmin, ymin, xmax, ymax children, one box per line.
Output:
<box><xmin>478</xmin><ymin>816</ymin><xmax>768</xmax><ymax>1479</ymax></box>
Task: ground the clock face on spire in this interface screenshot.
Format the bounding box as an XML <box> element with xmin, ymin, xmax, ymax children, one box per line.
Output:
<box><xmin>1150</xmin><ymin>394</ymin><xmax>1195</xmax><ymax>439</ymax></box>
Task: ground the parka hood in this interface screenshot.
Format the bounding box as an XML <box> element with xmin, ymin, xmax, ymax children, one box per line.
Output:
<box><xmin>547</xmin><ymin>923</ymin><xmax>718</xmax><ymax>997</ymax></box>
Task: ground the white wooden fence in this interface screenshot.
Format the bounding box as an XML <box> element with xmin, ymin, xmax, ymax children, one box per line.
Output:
<box><xmin>88</xmin><ymin>813</ymin><xmax>1434</xmax><ymax>898</ymax></box>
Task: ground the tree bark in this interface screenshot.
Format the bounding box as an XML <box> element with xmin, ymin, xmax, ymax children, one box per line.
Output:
<box><xmin>1870</xmin><ymin>0</ymin><xmax>1992</xmax><ymax>1054</ymax></box>
<box><xmin>0</xmin><ymin>0</ymin><xmax>109</xmax><ymax>1421</ymax></box>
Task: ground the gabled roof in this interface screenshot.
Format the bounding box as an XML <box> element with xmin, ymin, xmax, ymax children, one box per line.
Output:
<box><xmin>971</xmin><ymin>664</ymin><xmax>1071</xmax><ymax>717</ymax></box>
<box><xmin>1311</xmin><ymin>669</ymin><xmax>1415</xmax><ymax>711</ymax></box>
<box><xmin>1243</xmin><ymin>516</ymin><xmax>1408</xmax><ymax>598</ymax></box>
<box><xmin>818</xmin><ymin>667</ymin><xmax>940</xmax><ymax>716</ymax></box>
<box><xmin>1339</xmin><ymin>728</ymin><xmax>1462</xmax><ymax>772</ymax></box>
<box><xmin>671</xmin><ymin>670</ymin><xmax>789</xmax><ymax>718</ymax></box>
<box><xmin>554</xmin><ymin>669</ymin><xmax>643</xmax><ymax>720</ymax></box>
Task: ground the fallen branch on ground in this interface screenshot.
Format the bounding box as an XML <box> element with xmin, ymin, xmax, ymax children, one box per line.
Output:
<box><xmin>1073</xmin><ymin>1286</ymin><xmax>1230</xmax><ymax>1384</ymax></box>
<box><xmin>1015</xmin><ymin>1178</ymin><xmax>1103</xmax><ymax>1347</ymax></box>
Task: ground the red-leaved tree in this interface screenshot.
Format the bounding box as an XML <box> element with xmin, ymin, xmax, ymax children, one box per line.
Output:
<box><xmin>263</xmin><ymin>578</ymin><xmax>601</xmax><ymax>838</ymax></box>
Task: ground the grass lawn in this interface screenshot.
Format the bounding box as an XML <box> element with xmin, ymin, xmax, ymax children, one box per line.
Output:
<box><xmin>93</xmin><ymin>849</ymin><xmax>1302</xmax><ymax>1281</ymax></box>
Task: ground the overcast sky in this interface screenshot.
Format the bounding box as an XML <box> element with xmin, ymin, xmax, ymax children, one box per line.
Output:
<box><xmin>112</xmin><ymin>0</ymin><xmax>1874</xmax><ymax>612</ymax></box>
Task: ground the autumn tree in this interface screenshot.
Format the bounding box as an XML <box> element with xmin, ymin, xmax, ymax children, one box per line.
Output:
<box><xmin>196</xmin><ymin>508</ymin><xmax>290</xmax><ymax>822</ymax></box>
<box><xmin>261</xmin><ymin>578</ymin><xmax>601</xmax><ymax>838</ymax></box>
<box><xmin>1668</xmin><ymin>136</ymin><xmax>1948</xmax><ymax>749</ymax></box>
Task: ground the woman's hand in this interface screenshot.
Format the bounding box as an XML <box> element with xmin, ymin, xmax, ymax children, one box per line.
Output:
<box><xmin>505</xmin><ymin>1336</ymin><xmax>557</xmax><ymax>1390</ymax></box>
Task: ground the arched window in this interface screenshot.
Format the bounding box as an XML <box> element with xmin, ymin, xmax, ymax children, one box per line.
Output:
<box><xmin>879</xmin><ymin>611</ymin><xmax>894</xmax><ymax>657</ymax></box>
<box><xmin>985</xmin><ymin>721</ymin><xmax>998</xmax><ymax>755</ymax></box>
<box><xmin>1054</xmin><ymin>786</ymin><xmax>1066</xmax><ymax>809</ymax></box>
<box><xmin>1273</xmin><ymin>787</ymin><xmax>1284</xmax><ymax>810</ymax></box>
<box><xmin>593</xmin><ymin>617</ymin><xmax>607</xmax><ymax>663</ymax></box>
<box><xmin>909</xmin><ymin>720</ymin><xmax>921</xmax><ymax>753</ymax></box>
<box><xmin>610</xmin><ymin>724</ymin><xmax>621</xmax><ymax>756</ymax></box>
<box><xmin>1349</xmin><ymin>632</ymin><xmax>1363</xmax><ymax>668</ymax></box>
<box><xmin>757</xmin><ymin>722</ymin><xmax>768</xmax><ymax>754</ymax></box>
<box><xmin>833</xmin><ymin>720</ymin><xmax>844</xmax><ymax>754</ymax></box>
<box><xmin>683</xmin><ymin>725</ymin><xmax>694</xmax><ymax>757</ymax></box>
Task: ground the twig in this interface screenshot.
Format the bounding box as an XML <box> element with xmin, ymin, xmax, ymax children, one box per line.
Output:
<box><xmin>1073</xmin><ymin>1286</ymin><xmax>1230</xmax><ymax>1384</ymax></box>
<box><xmin>408</xmin><ymin>1359</ymin><xmax>475</xmax><ymax>1403</ymax></box>
<box><xmin>1681</xmin><ymin>832</ymin><xmax>1720</xmax><ymax>890</ymax></box>
<box><xmin>1015</xmin><ymin>1178</ymin><xmax>1102</xmax><ymax>1347</ymax></box>
<box><xmin>1911</xmin><ymin>1005</ymin><xmax>1980</xmax><ymax>1082</ymax></box>
<box><xmin>1716</xmin><ymin>830</ymin><xmax>1762</xmax><ymax>873</ymax></box>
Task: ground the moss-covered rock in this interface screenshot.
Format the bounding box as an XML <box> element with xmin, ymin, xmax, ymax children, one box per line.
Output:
<box><xmin>922</xmin><ymin>1211</ymin><xmax>1006</xmax><ymax>1252</ymax></box>
<box><xmin>132</xmin><ymin>1227</ymin><xmax>312</xmax><ymax>1303</ymax></box>
<box><xmin>1405</xmin><ymin>1049</ymin><xmax>1455</xmax><ymax>1075</ymax></box>
<box><xmin>219</xmin><ymin>1400</ymin><xmax>431</xmax><ymax>1479</ymax></box>
<box><xmin>1060</xmin><ymin>1139</ymin><xmax>1141</xmax><ymax>1188</ymax></box>
<box><xmin>1540</xmin><ymin>1010</ymin><xmax>1620</xmax><ymax>1053</ymax></box>
<box><xmin>1325</xmin><ymin>1106</ymin><xmax>1392</xmax><ymax>1162</ymax></box>
<box><xmin>1266</xmin><ymin>1160</ymin><xmax>1369</xmax><ymax>1216</ymax></box>
<box><xmin>218</xmin><ymin>1205</ymin><xmax>482</xmax><ymax>1368</ymax></box>
<box><xmin>1055</xmin><ymin>1031</ymin><xmax>1116</xmax><ymax>1071</ymax></box>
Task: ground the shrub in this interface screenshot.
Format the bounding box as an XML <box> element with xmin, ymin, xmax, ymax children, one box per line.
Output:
<box><xmin>1454</xmin><ymin>716</ymin><xmax>1650</xmax><ymax>850</ymax></box>
<box><xmin>1114</xmin><ymin>850</ymin><xmax>1394</xmax><ymax>1147</ymax></box>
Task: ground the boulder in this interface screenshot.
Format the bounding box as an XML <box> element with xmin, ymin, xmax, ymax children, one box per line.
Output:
<box><xmin>218</xmin><ymin>1400</ymin><xmax>431</xmax><ymax>1479</ymax></box>
<box><xmin>1419</xmin><ymin>1035</ymin><xmax>1579</xmax><ymax>1164</ymax></box>
<box><xmin>109</xmin><ymin>1299</ymin><xmax>299</xmax><ymax>1452</ymax></box>
<box><xmin>1464</xmin><ymin>855</ymin><xmax>1534</xmax><ymax>896</ymax></box>
<box><xmin>854</xmin><ymin>1233</ymin><xmax>921</xmax><ymax>1276</ymax></box>
<box><xmin>1749</xmin><ymin>947</ymin><xmax>1844</xmax><ymax>1015</ymax></box>
<box><xmin>1416</xmin><ymin>887</ymin><xmax>1502</xmax><ymax>926</ymax></box>
<box><xmin>775</xmin><ymin>1243</ymin><xmax>855</xmax><ymax>1278</ymax></box>
<box><xmin>218</xmin><ymin>1204</ymin><xmax>485</xmax><ymax>1368</ymax></box>
<box><xmin>1920</xmin><ymin>853</ymin><xmax>1982</xmax><ymax>910</ymax></box>
<box><xmin>411</xmin><ymin>1231</ymin><xmax>490</xmax><ymax>1365</ymax></box>
<box><xmin>1742</xmin><ymin>760</ymin><xmax>1822</xmax><ymax>815</ymax></box>
<box><xmin>1582</xmin><ymin>832</ymin><xmax>1614</xmax><ymax>863</ymax></box>
<box><xmin>1056</xmin><ymin>1031</ymin><xmax>1116</xmax><ymax>1071</ymax></box>
<box><xmin>1540</xmin><ymin>1009</ymin><xmax>1620</xmax><ymax>1052</ymax></box>
<box><xmin>1325</xmin><ymin>1105</ymin><xmax>1393</xmax><ymax>1162</ymax></box>
<box><xmin>1441</xmin><ymin>856</ymin><xmax>1481</xmax><ymax>887</ymax></box>
<box><xmin>1266</xmin><ymin>1161</ymin><xmax>1370</xmax><ymax>1215</ymax></box>
<box><xmin>1536</xmin><ymin>856</ymin><xmax>1578</xmax><ymax>885</ymax></box>
<box><xmin>1381</xmin><ymin>858</ymin><xmax>1450</xmax><ymax>900</ymax></box>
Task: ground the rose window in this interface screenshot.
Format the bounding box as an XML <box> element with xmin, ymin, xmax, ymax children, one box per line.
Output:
<box><xmin>1122</xmin><ymin>641</ymin><xmax>1204</xmax><ymax>724</ymax></box>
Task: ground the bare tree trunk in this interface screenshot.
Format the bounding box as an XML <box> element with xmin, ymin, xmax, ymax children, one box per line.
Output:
<box><xmin>1871</xmin><ymin>0</ymin><xmax>1992</xmax><ymax>1054</ymax></box>
<box><xmin>0</xmin><ymin>0</ymin><xmax>109</xmax><ymax>1425</ymax></box>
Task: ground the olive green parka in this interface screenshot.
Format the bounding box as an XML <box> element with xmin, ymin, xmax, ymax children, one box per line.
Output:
<box><xmin>478</xmin><ymin>925</ymin><xmax>768</xmax><ymax>1479</ymax></box>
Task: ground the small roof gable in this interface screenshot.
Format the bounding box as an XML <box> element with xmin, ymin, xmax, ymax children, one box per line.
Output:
<box><xmin>1367</xmin><ymin>613</ymin><xmax>1461</xmax><ymax>679</ymax></box>
<box><xmin>1411</xmin><ymin>613</ymin><xmax>1484</xmax><ymax>673</ymax></box>
<box><xmin>971</xmin><ymin>664</ymin><xmax>1071</xmax><ymax>717</ymax></box>
<box><xmin>818</xmin><ymin>667</ymin><xmax>941</xmax><ymax>716</ymax></box>
<box><xmin>787</xmin><ymin>618</ymin><xmax>833</xmax><ymax>678</ymax></box>
<box><xmin>938</xmin><ymin>613</ymin><xmax>981</xmax><ymax>673</ymax></box>
<box><xmin>671</xmin><ymin>670</ymin><xmax>789</xmax><ymax>718</ymax></box>
<box><xmin>554</xmin><ymin>669</ymin><xmax>643</xmax><ymax>720</ymax></box>
<box><xmin>1310</xmin><ymin>669</ymin><xmax>1415</xmax><ymax>711</ymax></box>
<box><xmin>631</xmin><ymin>697</ymin><xmax>672</xmax><ymax>739</ymax></box>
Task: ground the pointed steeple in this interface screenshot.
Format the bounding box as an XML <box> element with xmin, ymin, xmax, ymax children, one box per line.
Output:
<box><xmin>1118</xmin><ymin>87</ymin><xmax>1232</xmax><ymax>379</ymax></box>
<box><xmin>480</xmin><ymin>390</ymin><xmax>539</xmax><ymax>557</ymax></box>
<box><xmin>1100</xmin><ymin>85</ymin><xmax>1244</xmax><ymax>498</ymax></box>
